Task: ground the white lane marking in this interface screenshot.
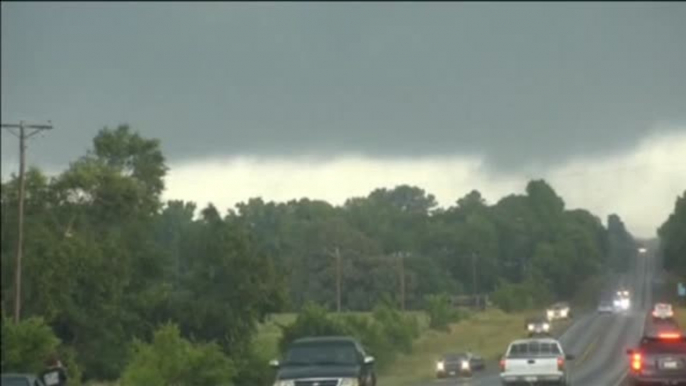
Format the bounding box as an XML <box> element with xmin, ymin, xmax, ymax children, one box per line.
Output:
<box><xmin>612</xmin><ymin>369</ymin><xmax>628</xmax><ymax>386</ymax></box>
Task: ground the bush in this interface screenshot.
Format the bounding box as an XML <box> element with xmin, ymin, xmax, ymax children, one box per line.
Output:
<box><xmin>120</xmin><ymin>323</ymin><xmax>234</xmax><ymax>386</ymax></box>
<box><xmin>424</xmin><ymin>293</ymin><xmax>462</xmax><ymax>331</ymax></box>
<box><xmin>371</xmin><ymin>303</ymin><xmax>415</xmax><ymax>354</ymax></box>
<box><xmin>231</xmin><ymin>343</ymin><xmax>273</xmax><ymax>386</ymax></box>
<box><xmin>491</xmin><ymin>278</ymin><xmax>553</xmax><ymax>312</ymax></box>
<box><xmin>278</xmin><ymin>302</ymin><xmax>419</xmax><ymax>372</ymax></box>
<box><xmin>1</xmin><ymin>315</ymin><xmax>60</xmax><ymax>373</ymax></box>
<box><xmin>278</xmin><ymin>303</ymin><xmax>350</xmax><ymax>354</ymax></box>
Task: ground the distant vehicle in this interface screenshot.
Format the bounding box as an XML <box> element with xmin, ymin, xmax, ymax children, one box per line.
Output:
<box><xmin>270</xmin><ymin>336</ymin><xmax>376</xmax><ymax>386</ymax></box>
<box><xmin>546</xmin><ymin>302</ymin><xmax>572</xmax><ymax>321</ymax></box>
<box><xmin>638</xmin><ymin>247</ymin><xmax>648</xmax><ymax>254</ymax></box>
<box><xmin>1</xmin><ymin>373</ymin><xmax>46</xmax><ymax>386</ymax></box>
<box><xmin>652</xmin><ymin>303</ymin><xmax>675</xmax><ymax>320</ymax></box>
<box><xmin>626</xmin><ymin>326</ymin><xmax>686</xmax><ymax>385</ymax></box>
<box><xmin>597</xmin><ymin>299</ymin><xmax>616</xmax><ymax>314</ymax></box>
<box><xmin>614</xmin><ymin>290</ymin><xmax>631</xmax><ymax>312</ymax></box>
<box><xmin>525</xmin><ymin>317</ymin><xmax>552</xmax><ymax>337</ymax></box>
<box><xmin>435</xmin><ymin>352</ymin><xmax>485</xmax><ymax>378</ymax></box>
<box><xmin>500</xmin><ymin>338</ymin><xmax>574</xmax><ymax>385</ymax></box>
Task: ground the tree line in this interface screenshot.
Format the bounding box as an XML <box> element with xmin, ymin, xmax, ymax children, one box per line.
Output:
<box><xmin>1</xmin><ymin>125</ymin><xmax>637</xmax><ymax>383</ymax></box>
<box><xmin>659</xmin><ymin>190</ymin><xmax>686</xmax><ymax>278</ymax></box>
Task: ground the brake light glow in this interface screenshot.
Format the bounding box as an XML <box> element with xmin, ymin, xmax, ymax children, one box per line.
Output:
<box><xmin>557</xmin><ymin>357</ymin><xmax>565</xmax><ymax>371</ymax></box>
<box><xmin>631</xmin><ymin>353</ymin><xmax>642</xmax><ymax>371</ymax></box>
<box><xmin>658</xmin><ymin>332</ymin><xmax>681</xmax><ymax>340</ymax></box>
<box><xmin>500</xmin><ymin>358</ymin><xmax>505</xmax><ymax>372</ymax></box>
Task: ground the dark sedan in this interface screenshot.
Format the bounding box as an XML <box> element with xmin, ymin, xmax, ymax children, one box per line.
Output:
<box><xmin>435</xmin><ymin>352</ymin><xmax>485</xmax><ymax>378</ymax></box>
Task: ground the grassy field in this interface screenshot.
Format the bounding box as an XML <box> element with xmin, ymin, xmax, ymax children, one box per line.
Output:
<box><xmin>376</xmin><ymin>309</ymin><xmax>570</xmax><ymax>386</ymax></box>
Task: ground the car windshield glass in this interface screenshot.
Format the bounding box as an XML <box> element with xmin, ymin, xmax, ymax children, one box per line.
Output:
<box><xmin>285</xmin><ymin>342</ymin><xmax>359</xmax><ymax>365</ymax></box>
<box><xmin>443</xmin><ymin>354</ymin><xmax>466</xmax><ymax>361</ymax></box>
<box><xmin>1</xmin><ymin>377</ymin><xmax>30</xmax><ymax>386</ymax></box>
<box><xmin>509</xmin><ymin>342</ymin><xmax>561</xmax><ymax>357</ymax></box>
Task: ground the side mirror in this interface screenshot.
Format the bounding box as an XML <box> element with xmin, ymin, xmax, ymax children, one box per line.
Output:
<box><xmin>269</xmin><ymin>359</ymin><xmax>280</xmax><ymax>368</ymax></box>
<box><xmin>565</xmin><ymin>354</ymin><xmax>575</xmax><ymax>361</ymax></box>
<box><xmin>364</xmin><ymin>356</ymin><xmax>375</xmax><ymax>364</ymax></box>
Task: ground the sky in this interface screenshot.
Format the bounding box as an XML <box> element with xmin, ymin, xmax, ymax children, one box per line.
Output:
<box><xmin>2</xmin><ymin>2</ymin><xmax>685</xmax><ymax>237</ymax></box>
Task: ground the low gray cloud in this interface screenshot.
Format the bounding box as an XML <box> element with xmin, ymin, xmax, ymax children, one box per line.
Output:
<box><xmin>2</xmin><ymin>2</ymin><xmax>686</xmax><ymax>172</ymax></box>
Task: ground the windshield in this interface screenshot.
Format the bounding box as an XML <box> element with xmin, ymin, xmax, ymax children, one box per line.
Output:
<box><xmin>508</xmin><ymin>342</ymin><xmax>561</xmax><ymax>358</ymax></box>
<box><xmin>285</xmin><ymin>343</ymin><xmax>359</xmax><ymax>366</ymax></box>
<box><xmin>443</xmin><ymin>354</ymin><xmax>467</xmax><ymax>361</ymax></box>
<box><xmin>1</xmin><ymin>378</ymin><xmax>30</xmax><ymax>386</ymax></box>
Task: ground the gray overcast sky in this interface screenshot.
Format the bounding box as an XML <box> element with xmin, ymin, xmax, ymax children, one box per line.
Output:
<box><xmin>3</xmin><ymin>2</ymin><xmax>685</xmax><ymax>171</ymax></box>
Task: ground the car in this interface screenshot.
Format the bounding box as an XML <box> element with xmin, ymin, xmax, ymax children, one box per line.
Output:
<box><xmin>546</xmin><ymin>302</ymin><xmax>572</xmax><ymax>321</ymax></box>
<box><xmin>1</xmin><ymin>373</ymin><xmax>46</xmax><ymax>386</ymax></box>
<box><xmin>270</xmin><ymin>336</ymin><xmax>376</xmax><ymax>386</ymax></box>
<box><xmin>500</xmin><ymin>338</ymin><xmax>574</xmax><ymax>385</ymax></box>
<box><xmin>626</xmin><ymin>326</ymin><xmax>686</xmax><ymax>385</ymax></box>
<box><xmin>597</xmin><ymin>299</ymin><xmax>616</xmax><ymax>314</ymax></box>
<box><xmin>526</xmin><ymin>317</ymin><xmax>552</xmax><ymax>337</ymax></box>
<box><xmin>435</xmin><ymin>352</ymin><xmax>485</xmax><ymax>378</ymax></box>
<box><xmin>614</xmin><ymin>290</ymin><xmax>631</xmax><ymax>312</ymax></box>
<box><xmin>652</xmin><ymin>303</ymin><xmax>675</xmax><ymax>320</ymax></box>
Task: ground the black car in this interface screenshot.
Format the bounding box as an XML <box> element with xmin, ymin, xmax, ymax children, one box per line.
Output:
<box><xmin>270</xmin><ymin>336</ymin><xmax>376</xmax><ymax>386</ymax></box>
<box><xmin>435</xmin><ymin>352</ymin><xmax>485</xmax><ymax>378</ymax></box>
<box><xmin>626</xmin><ymin>324</ymin><xmax>686</xmax><ymax>385</ymax></box>
<box><xmin>525</xmin><ymin>317</ymin><xmax>552</xmax><ymax>337</ymax></box>
<box><xmin>1</xmin><ymin>373</ymin><xmax>45</xmax><ymax>386</ymax></box>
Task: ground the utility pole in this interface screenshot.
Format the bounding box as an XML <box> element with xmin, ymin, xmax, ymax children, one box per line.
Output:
<box><xmin>400</xmin><ymin>252</ymin><xmax>406</xmax><ymax>311</ymax></box>
<box><xmin>472</xmin><ymin>252</ymin><xmax>478</xmax><ymax>308</ymax></box>
<box><xmin>335</xmin><ymin>246</ymin><xmax>341</xmax><ymax>313</ymax></box>
<box><xmin>1</xmin><ymin>121</ymin><xmax>54</xmax><ymax>323</ymax></box>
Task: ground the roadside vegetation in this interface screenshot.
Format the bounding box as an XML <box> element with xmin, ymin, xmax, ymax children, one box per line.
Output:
<box><xmin>0</xmin><ymin>126</ymin><xmax>643</xmax><ymax>384</ymax></box>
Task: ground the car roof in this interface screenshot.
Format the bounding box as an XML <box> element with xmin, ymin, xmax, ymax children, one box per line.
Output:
<box><xmin>510</xmin><ymin>338</ymin><xmax>560</xmax><ymax>345</ymax></box>
<box><xmin>292</xmin><ymin>336</ymin><xmax>358</xmax><ymax>344</ymax></box>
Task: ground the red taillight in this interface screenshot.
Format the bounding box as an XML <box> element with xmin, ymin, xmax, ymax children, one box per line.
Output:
<box><xmin>500</xmin><ymin>358</ymin><xmax>506</xmax><ymax>372</ymax></box>
<box><xmin>631</xmin><ymin>353</ymin><xmax>642</xmax><ymax>371</ymax></box>
<box><xmin>658</xmin><ymin>332</ymin><xmax>681</xmax><ymax>340</ymax></box>
<box><xmin>557</xmin><ymin>357</ymin><xmax>565</xmax><ymax>371</ymax></box>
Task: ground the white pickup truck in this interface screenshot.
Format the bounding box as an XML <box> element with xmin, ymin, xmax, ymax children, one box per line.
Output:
<box><xmin>500</xmin><ymin>338</ymin><xmax>574</xmax><ymax>385</ymax></box>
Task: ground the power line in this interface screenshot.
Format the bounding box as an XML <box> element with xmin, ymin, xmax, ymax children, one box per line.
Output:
<box><xmin>1</xmin><ymin>120</ymin><xmax>54</xmax><ymax>323</ymax></box>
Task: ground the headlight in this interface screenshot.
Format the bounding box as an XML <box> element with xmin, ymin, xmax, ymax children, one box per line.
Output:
<box><xmin>547</xmin><ymin>310</ymin><xmax>554</xmax><ymax>318</ymax></box>
<box><xmin>273</xmin><ymin>381</ymin><xmax>295</xmax><ymax>386</ymax></box>
<box><xmin>528</xmin><ymin>324</ymin><xmax>534</xmax><ymax>331</ymax></box>
<box><xmin>543</xmin><ymin>323</ymin><xmax>550</xmax><ymax>331</ymax></box>
<box><xmin>436</xmin><ymin>361</ymin><xmax>445</xmax><ymax>371</ymax></box>
<box><xmin>339</xmin><ymin>378</ymin><xmax>359</xmax><ymax>386</ymax></box>
<box><xmin>461</xmin><ymin>360</ymin><xmax>470</xmax><ymax>370</ymax></box>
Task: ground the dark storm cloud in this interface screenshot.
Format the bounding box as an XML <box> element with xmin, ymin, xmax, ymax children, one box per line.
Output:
<box><xmin>2</xmin><ymin>2</ymin><xmax>685</xmax><ymax>171</ymax></box>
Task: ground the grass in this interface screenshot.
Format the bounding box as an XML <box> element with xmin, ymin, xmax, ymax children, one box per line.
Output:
<box><xmin>676</xmin><ymin>307</ymin><xmax>686</xmax><ymax>327</ymax></box>
<box><xmin>375</xmin><ymin>309</ymin><xmax>570</xmax><ymax>386</ymax></box>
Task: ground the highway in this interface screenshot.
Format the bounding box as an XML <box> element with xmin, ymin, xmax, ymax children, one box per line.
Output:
<box><xmin>416</xmin><ymin>248</ymin><xmax>659</xmax><ymax>386</ymax></box>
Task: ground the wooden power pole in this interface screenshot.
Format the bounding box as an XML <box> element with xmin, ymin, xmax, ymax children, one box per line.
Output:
<box><xmin>1</xmin><ymin>121</ymin><xmax>54</xmax><ymax>323</ymax></box>
<box><xmin>335</xmin><ymin>246</ymin><xmax>341</xmax><ymax>313</ymax></box>
<box><xmin>400</xmin><ymin>252</ymin><xmax>406</xmax><ymax>311</ymax></box>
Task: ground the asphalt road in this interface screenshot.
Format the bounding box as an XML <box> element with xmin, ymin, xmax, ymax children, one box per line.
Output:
<box><xmin>416</xmin><ymin>249</ymin><xmax>658</xmax><ymax>386</ymax></box>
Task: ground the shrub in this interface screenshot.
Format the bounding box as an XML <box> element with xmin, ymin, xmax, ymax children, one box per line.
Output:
<box><xmin>1</xmin><ymin>315</ymin><xmax>60</xmax><ymax>373</ymax></box>
<box><xmin>491</xmin><ymin>278</ymin><xmax>553</xmax><ymax>312</ymax></box>
<box><xmin>424</xmin><ymin>293</ymin><xmax>461</xmax><ymax>331</ymax></box>
<box><xmin>278</xmin><ymin>303</ymin><xmax>350</xmax><ymax>354</ymax></box>
<box><xmin>371</xmin><ymin>303</ymin><xmax>415</xmax><ymax>354</ymax></box>
<box><xmin>120</xmin><ymin>323</ymin><xmax>234</xmax><ymax>386</ymax></box>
